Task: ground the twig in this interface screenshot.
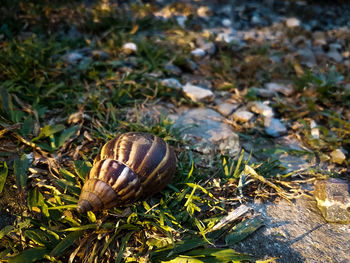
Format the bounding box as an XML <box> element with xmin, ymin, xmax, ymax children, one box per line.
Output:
<box><xmin>244</xmin><ymin>165</ymin><xmax>295</xmax><ymax>203</ymax></box>
<box><xmin>11</xmin><ymin>132</ymin><xmax>48</xmax><ymax>156</ymax></box>
<box><xmin>210</xmin><ymin>204</ymin><xmax>250</xmax><ymax>231</ymax></box>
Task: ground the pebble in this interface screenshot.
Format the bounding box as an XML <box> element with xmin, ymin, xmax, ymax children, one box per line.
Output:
<box><xmin>327</xmin><ymin>50</ymin><xmax>343</xmax><ymax>62</ymax></box>
<box><xmin>314</xmin><ymin>178</ymin><xmax>350</xmax><ymax>223</ymax></box>
<box><xmin>274</xmin><ymin>135</ymin><xmax>315</xmax><ymax>173</ymax></box>
<box><xmin>292</xmin><ymin>35</ymin><xmax>310</xmax><ymax>47</ymax></box>
<box><xmin>164</xmin><ymin>63</ymin><xmax>182</xmax><ymax>75</ymax></box>
<box><xmin>313</xmin><ymin>31</ymin><xmax>327</xmax><ymax>46</ymax></box>
<box><xmin>172</xmin><ymin>108</ymin><xmax>240</xmax><ymax>156</ymax></box>
<box><xmin>329</xmin><ymin>43</ymin><xmax>342</xmax><ymax>50</ymax></box>
<box><xmin>251</xmin><ymin>14</ymin><xmax>262</xmax><ymax>25</ymax></box>
<box><xmin>182</xmin><ymin>83</ymin><xmax>214</xmax><ymax>103</ymax></box>
<box><xmin>64</xmin><ymin>52</ymin><xmax>84</xmax><ymax>64</ymax></box>
<box><xmin>216</xmin><ymin>32</ymin><xmax>243</xmax><ymax>45</ymax></box>
<box><xmin>250</xmin><ymin>87</ymin><xmax>275</xmax><ymax>98</ymax></box>
<box><xmin>297</xmin><ymin>48</ymin><xmax>317</xmax><ymax>67</ymax></box>
<box><xmin>68</xmin><ymin>112</ymin><xmax>89</xmax><ymax>124</ymax></box>
<box><xmin>286</xmin><ymin>17</ymin><xmax>301</xmax><ymax>28</ymax></box>
<box><xmin>248</xmin><ymin>101</ymin><xmax>274</xmax><ymax>118</ymax></box>
<box><xmin>160</xmin><ymin>78</ymin><xmax>182</xmax><ymax>90</ymax></box>
<box><xmin>122</xmin><ymin>42</ymin><xmax>137</xmax><ymax>53</ymax></box>
<box><xmin>222</xmin><ymin>18</ymin><xmax>232</xmax><ymax>27</ymax></box>
<box><xmin>216</xmin><ymin>102</ymin><xmax>238</xmax><ymax>117</ymax></box>
<box><xmin>265</xmin><ymin>82</ymin><xmax>294</xmax><ymax>96</ymax></box>
<box><xmin>330</xmin><ymin>149</ymin><xmax>346</xmax><ymax>164</ymax></box>
<box><xmin>176</xmin><ymin>16</ymin><xmax>187</xmax><ymax>27</ymax></box>
<box><xmin>264</xmin><ymin>117</ymin><xmax>287</xmax><ymax>137</ymax></box>
<box><xmin>197</xmin><ymin>6</ymin><xmax>211</xmax><ymax>17</ymax></box>
<box><xmin>185</xmin><ymin>59</ymin><xmax>198</xmax><ymax>71</ymax></box>
<box><xmin>191</xmin><ymin>48</ymin><xmax>206</xmax><ymax>59</ymax></box>
<box><xmin>233</xmin><ymin>110</ymin><xmax>254</xmax><ymax>122</ymax></box>
<box><xmin>201</xmin><ymin>42</ymin><xmax>216</xmax><ymax>55</ymax></box>
<box><xmin>327</xmin><ymin>44</ymin><xmax>343</xmax><ymax>62</ymax></box>
<box><xmin>310</xmin><ymin>120</ymin><xmax>320</xmax><ymax>139</ymax></box>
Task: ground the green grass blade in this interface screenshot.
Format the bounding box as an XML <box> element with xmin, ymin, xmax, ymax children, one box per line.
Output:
<box><xmin>74</xmin><ymin>160</ymin><xmax>92</xmax><ymax>181</ymax></box>
<box><xmin>50</xmin><ymin>231</ymin><xmax>83</xmax><ymax>257</ymax></box>
<box><xmin>150</xmin><ymin>237</ymin><xmax>208</xmax><ymax>261</ymax></box>
<box><xmin>0</xmin><ymin>161</ymin><xmax>8</xmax><ymax>194</ymax></box>
<box><xmin>0</xmin><ymin>88</ymin><xmax>13</xmax><ymax>119</ymax></box>
<box><xmin>56</xmin><ymin>125</ymin><xmax>79</xmax><ymax>148</ymax></box>
<box><xmin>225</xmin><ymin>217</ymin><xmax>264</xmax><ymax>245</ymax></box>
<box><xmin>8</xmin><ymin>248</ymin><xmax>50</xmax><ymax>263</ymax></box>
<box><xmin>48</xmin><ymin>204</ymin><xmax>77</xmax><ymax>210</ymax></box>
<box><xmin>185</xmin><ymin>248</ymin><xmax>255</xmax><ymax>262</ymax></box>
<box><xmin>233</xmin><ymin>149</ymin><xmax>245</xmax><ymax>178</ymax></box>
<box><xmin>13</xmin><ymin>154</ymin><xmax>29</xmax><ymax>189</ymax></box>
<box><xmin>0</xmin><ymin>225</ymin><xmax>15</xmax><ymax>240</ymax></box>
<box><xmin>33</xmin><ymin>124</ymin><xmax>65</xmax><ymax>141</ymax></box>
<box><xmin>115</xmin><ymin>231</ymin><xmax>134</xmax><ymax>263</ymax></box>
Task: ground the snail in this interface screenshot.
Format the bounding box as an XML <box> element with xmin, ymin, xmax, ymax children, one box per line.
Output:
<box><xmin>77</xmin><ymin>132</ymin><xmax>177</xmax><ymax>213</ymax></box>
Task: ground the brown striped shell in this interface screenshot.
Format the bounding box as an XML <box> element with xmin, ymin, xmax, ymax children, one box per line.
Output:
<box><xmin>77</xmin><ymin>132</ymin><xmax>177</xmax><ymax>213</ymax></box>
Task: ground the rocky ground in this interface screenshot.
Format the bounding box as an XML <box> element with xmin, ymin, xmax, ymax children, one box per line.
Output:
<box><xmin>234</xmin><ymin>194</ymin><xmax>350</xmax><ymax>263</ymax></box>
<box><xmin>127</xmin><ymin>0</ymin><xmax>350</xmax><ymax>262</ymax></box>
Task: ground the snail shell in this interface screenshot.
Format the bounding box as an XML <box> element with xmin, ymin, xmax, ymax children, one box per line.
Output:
<box><xmin>77</xmin><ymin>132</ymin><xmax>177</xmax><ymax>213</ymax></box>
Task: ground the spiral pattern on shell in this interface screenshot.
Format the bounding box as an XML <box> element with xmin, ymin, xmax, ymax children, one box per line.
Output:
<box><xmin>77</xmin><ymin>132</ymin><xmax>177</xmax><ymax>213</ymax></box>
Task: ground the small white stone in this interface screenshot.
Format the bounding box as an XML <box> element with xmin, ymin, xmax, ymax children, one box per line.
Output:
<box><xmin>286</xmin><ymin>17</ymin><xmax>301</xmax><ymax>28</ymax></box>
<box><xmin>222</xmin><ymin>18</ymin><xmax>232</xmax><ymax>27</ymax></box>
<box><xmin>216</xmin><ymin>33</ymin><xmax>242</xmax><ymax>44</ymax></box>
<box><xmin>329</xmin><ymin>43</ymin><xmax>342</xmax><ymax>51</ymax></box>
<box><xmin>216</xmin><ymin>102</ymin><xmax>238</xmax><ymax>117</ymax></box>
<box><xmin>191</xmin><ymin>48</ymin><xmax>206</xmax><ymax>59</ymax></box>
<box><xmin>249</xmin><ymin>101</ymin><xmax>274</xmax><ymax>118</ymax></box>
<box><xmin>313</xmin><ymin>32</ymin><xmax>327</xmax><ymax>46</ymax></box>
<box><xmin>65</xmin><ymin>52</ymin><xmax>84</xmax><ymax>64</ymax></box>
<box><xmin>250</xmin><ymin>87</ymin><xmax>275</xmax><ymax>98</ymax></box>
<box><xmin>68</xmin><ymin>112</ymin><xmax>84</xmax><ymax>124</ymax></box>
<box><xmin>264</xmin><ymin>118</ymin><xmax>287</xmax><ymax>137</ymax></box>
<box><xmin>327</xmin><ymin>50</ymin><xmax>343</xmax><ymax>62</ymax></box>
<box><xmin>330</xmin><ymin>149</ymin><xmax>346</xmax><ymax>164</ymax></box>
<box><xmin>164</xmin><ymin>63</ymin><xmax>182</xmax><ymax>75</ymax></box>
<box><xmin>298</xmin><ymin>48</ymin><xmax>317</xmax><ymax>67</ymax></box>
<box><xmin>251</xmin><ymin>15</ymin><xmax>261</xmax><ymax>24</ymax></box>
<box><xmin>233</xmin><ymin>111</ymin><xmax>254</xmax><ymax>122</ymax></box>
<box><xmin>182</xmin><ymin>83</ymin><xmax>214</xmax><ymax>103</ymax></box>
<box><xmin>197</xmin><ymin>6</ymin><xmax>211</xmax><ymax>17</ymax></box>
<box><xmin>25</xmin><ymin>153</ymin><xmax>34</xmax><ymax>164</ymax></box>
<box><xmin>310</xmin><ymin>120</ymin><xmax>320</xmax><ymax>139</ymax></box>
<box><xmin>250</xmin><ymin>101</ymin><xmax>274</xmax><ymax>117</ymax></box>
<box><xmin>212</xmin><ymin>178</ymin><xmax>221</xmax><ymax>188</ymax></box>
<box><xmin>122</xmin><ymin>42</ymin><xmax>137</xmax><ymax>53</ymax></box>
<box><xmin>265</xmin><ymin>83</ymin><xmax>294</xmax><ymax>96</ymax></box>
<box><xmin>176</xmin><ymin>16</ymin><xmax>187</xmax><ymax>27</ymax></box>
<box><xmin>201</xmin><ymin>42</ymin><xmax>216</xmax><ymax>55</ymax></box>
<box><xmin>160</xmin><ymin>78</ymin><xmax>182</xmax><ymax>90</ymax></box>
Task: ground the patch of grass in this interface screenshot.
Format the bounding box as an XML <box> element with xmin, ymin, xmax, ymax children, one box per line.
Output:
<box><xmin>294</xmin><ymin>66</ymin><xmax>345</xmax><ymax>99</ymax></box>
<box><xmin>291</xmin><ymin>67</ymin><xmax>350</xmax><ymax>161</ymax></box>
<box><xmin>0</xmin><ymin>131</ymin><xmax>258</xmax><ymax>262</ymax></box>
<box><xmin>0</xmin><ymin>84</ymin><xmax>269</xmax><ymax>262</ymax></box>
<box><xmin>0</xmin><ymin>37</ymin><xmax>65</xmax><ymax>99</ymax></box>
<box><xmin>0</xmin><ymin>81</ymin><xmax>260</xmax><ymax>262</ymax></box>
